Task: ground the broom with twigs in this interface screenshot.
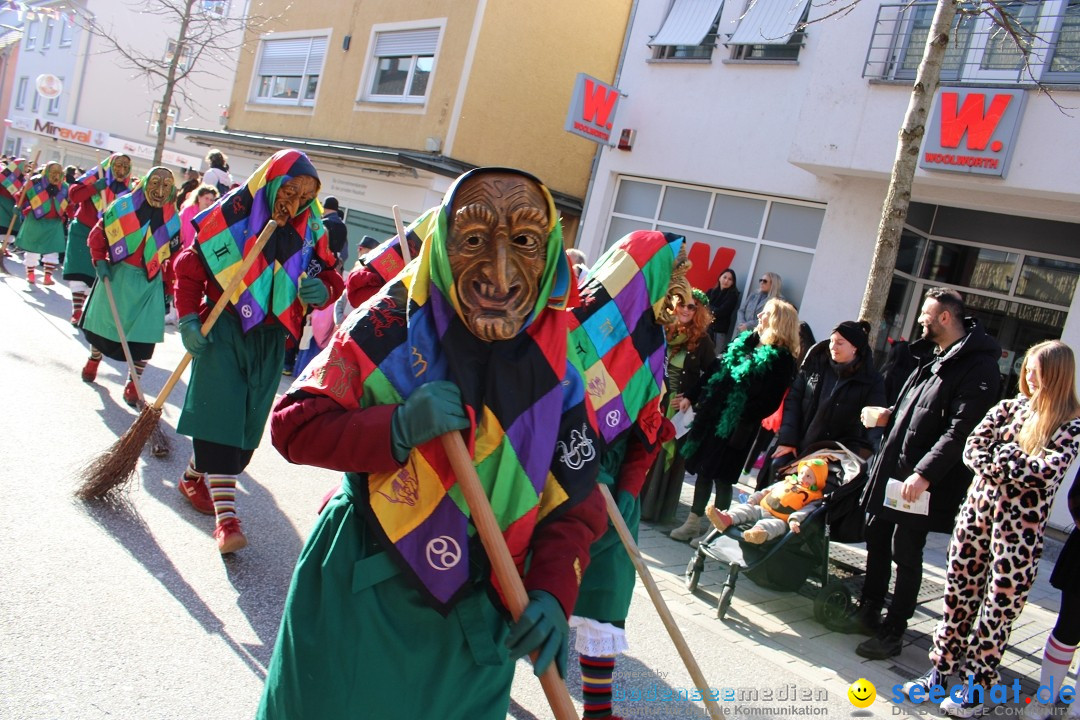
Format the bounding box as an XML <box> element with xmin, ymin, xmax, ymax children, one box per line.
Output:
<box><xmin>0</xmin><ymin>151</ymin><xmax>41</xmax><ymax>274</ymax></box>
<box><xmin>75</xmin><ymin>219</ymin><xmax>278</xmax><ymax>500</ymax></box>
<box><xmin>99</xmin><ymin>273</ymin><xmax>172</xmax><ymax>458</ymax></box>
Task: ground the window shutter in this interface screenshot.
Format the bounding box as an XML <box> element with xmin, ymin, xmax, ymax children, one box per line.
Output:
<box><xmin>373</xmin><ymin>28</ymin><xmax>439</xmax><ymax>57</ymax></box>
<box><xmin>728</xmin><ymin>0</ymin><xmax>810</xmax><ymax>45</ymax></box>
<box><xmin>650</xmin><ymin>0</ymin><xmax>726</xmax><ymax>46</ymax></box>
<box><xmin>258</xmin><ymin>38</ymin><xmax>313</xmax><ymax>75</ymax></box>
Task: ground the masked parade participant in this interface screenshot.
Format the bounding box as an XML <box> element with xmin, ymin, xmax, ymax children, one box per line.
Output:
<box><xmin>0</xmin><ymin>156</ymin><xmax>31</xmax><ymax>256</ymax></box>
<box><xmin>569</xmin><ymin>230</ymin><xmax>689</xmax><ymax>720</ymax></box>
<box><xmin>15</xmin><ymin>161</ymin><xmax>68</xmax><ymax>288</ymax></box>
<box><xmin>172</xmin><ymin>149</ymin><xmax>342</xmax><ymax>554</ymax></box>
<box><xmin>79</xmin><ymin>167</ymin><xmax>180</xmax><ymax>408</ymax></box>
<box><xmin>63</xmin><ymin>154</ymin><xmax>135</xmax><ymax>325</ymax></box>
<box><xmin>257</xmin><ymin>167</ymin><xmax>606</xmax><ymax>719</ymax></box>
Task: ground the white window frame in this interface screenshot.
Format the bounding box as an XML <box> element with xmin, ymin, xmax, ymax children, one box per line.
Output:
<box><xmin>42</xmin><ymin>18</ymin><xmax>54</xmax><ymax>49</ymax></box>
<box><xmin>14</xmin><ymin>76</ymin><xmax>27</xmax><ymax>110</ymax></box>
<box><xmin>31</xmin><ymin>90</ymin><xmax>40</xmax><ymax>113</ymax></box>
<box><xmin>165</xmin><ymin>39</ymin><xmax>193</xmax><ymax>71</ymax></box>
<box><xmin>202</xmin><ymin>0</ymin><xmax>228</xmax><ymax>17</ymax></box>
<box><xmin>250</xmin><ymin>29</ymin><xmax>330</xmax><ymax>108</ymax></box>
<box><xmin>359</xmin><ymin>20</ymin><xmax>444</xmax><ymax>105</ymax></box>
<box><xmin>46</xmin><ymin>77</ymin><xmax>63</xmax><ymax>115</ymax></box>
<box><xmin>59</xmin><ymin>17</ymin><xmax>73</xmax><ymax>47</ymax></box>
<box><xmin>25</xmin><ymin>20</ymin><xmax>37</xmax><ymax>50</ymax></box>
<box><xmin>148</xmin><ymin>101</ymin><xmax>178</xmax><ymax>139</ymax></box>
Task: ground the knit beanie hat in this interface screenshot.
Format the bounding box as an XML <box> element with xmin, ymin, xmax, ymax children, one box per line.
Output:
<box><xmin>833</xmin><ymin>320</ymin><xmax>871</xmax><ymax>356</ymax></box>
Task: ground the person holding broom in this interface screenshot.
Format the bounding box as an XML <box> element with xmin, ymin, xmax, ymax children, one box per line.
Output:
<box><xmin>0</xmin><ymin>156</ymin><xmax>31</xmax><ymax>257</ymax></box>
<box><xmin>78</xmin><ymin>167</ymin><xmax>180</xmax><ymax>407</ymax></box>
<box><xmin>568</xmin><ymin>230</ymin><xmax>688</xmax><ymax>720</ymax></box>
<box><xmin>257</xmin><ymin>167</ymin><xmax>607</xmax><ymax>719</ymax></box>
<box><xmin>63</xmin><ymin>154</ymin><xmax>134</xmax><ymax>325</ymax></box>
<box><xmin>172</xmin><ymin>149</ymin><xmax>342</xmax><ymax>554</ymax></box>
<box><xmin>15</xmin><ymin>161</ymin><xmax>68</xmax><ymax>288</ymax></box>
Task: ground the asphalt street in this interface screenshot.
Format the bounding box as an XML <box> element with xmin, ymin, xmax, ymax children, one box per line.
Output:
<box><xmin>0</xmin><ymin>266</ymin><xmax>954</xmax><ymax>719</ymax></box>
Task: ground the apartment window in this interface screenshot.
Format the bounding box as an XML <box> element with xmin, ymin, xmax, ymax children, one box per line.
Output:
<box><xmin>46</xmin><ymin>78</ymin><xmax>63</xmax><ymax>115</ymax></box>
<box><xmin>253</xmin><ymin>33</ymin><xmax>327</xmax><ymax>107</ymax></box>
<box><xmin>148</xmin><ymin>101</ymin><xmax>178</xmax><ymax>139</ymax></box>
<box><xmin>363</xmin><ymin>26</ymin><xmax>440</xmax><ymax>102</ymax></box>
<box><xmin>42</xmin><ymin>18</ymin><xmax>54</xmax><ymax>49</ymax></box>
<box><xmin>202</xmin><ymin>0</ymin><xmax>228</xmax><ymax>16</ymax></box>
<box><xmin>14</xmin><ymin>76</ymin><xmax>27</xmax><ymax>110</ymax></box>
<box><xmin>727</xmin><ymin>0</ymin><xmax>811</xmax><ymax>61</ymax></box>
<box><xmin>32</xmin><ymin>91</ymin><xmax>40</xmax><ymax>113</ymax></box>
<box><xmin>867</xmin><ymin>0</ymin><xmax>1080</xmax><ymax>85</ymax></box>
<box><xmin>165</xmin><ymin>39</ymin><xmax>193</xmax><ymax>71</ymax></box>
<box><xmin>25</xmin><ymin>20</ymin><xmax>37</xmax><ymax>50</ymax></box>
<box><xmin>59</xmin><ymin>18</ymin><xmax>73</xmax><ymax>47</ymax></box>
<box><xmin>649</xmin><ymin>0</ymin><xmax>725</xmax><ymax>60</ymax></box>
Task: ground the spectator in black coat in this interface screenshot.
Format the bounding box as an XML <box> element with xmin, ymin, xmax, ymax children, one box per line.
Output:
<box><xmin>763</xmin><ymin>320</ymin><xmax>886</xmax><ymax>487</ymax></box>
<box><xmin>706</xmin><ymin>268</ymin><xmax>740</xmax><ymax>352</ymax></box>
<box><xmin>844</xmin><ymin>288</ymin><xmax>1001</xmax><ymax>661</ymax></box>
<box><xmin>321</xmin><ymin>196</ymin><xmax>349</xmax><ymax>267</ymax></box>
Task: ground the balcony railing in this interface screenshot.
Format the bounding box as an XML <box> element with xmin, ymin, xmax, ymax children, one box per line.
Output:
<box><xmin>863</xmin><ymin>1</ymin><xmax>1080</xmax><ymax>86</ymax></box>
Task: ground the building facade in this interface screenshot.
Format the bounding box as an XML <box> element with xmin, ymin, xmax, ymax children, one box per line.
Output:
<box><xmin>577</xmin><ymin>0</ymin><xmax>1080</xmax><ymax>529</ymax></box>
<box><xmin>4</xmin><ymin>0</ymin><xmax>241</xmax><ymax>176</ymax></box>
<box><xmin>180</xmin><ymin>0</ymin><xmax>634</xmax><ymax>261</ymax></box>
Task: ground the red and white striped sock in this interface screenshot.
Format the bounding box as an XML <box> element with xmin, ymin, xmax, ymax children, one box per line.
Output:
<box><xmin>1038</xmin><ymin>632</ymin><xmax>1077</xmax><ymax>700</ymax></box>
<box><xmin>72</xmin><ymin>290</ymin><xmax>87</xmax><ymax>314</ymax></box>
<box><xmin>208</xmin><ymin>475</ymin><xmax>238</xmax><ymax>523</ymax></box>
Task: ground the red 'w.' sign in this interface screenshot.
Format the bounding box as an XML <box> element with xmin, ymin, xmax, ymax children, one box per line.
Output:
<box><xmin>919</xmin><ymin>87</ymin><xmax>1026</xmax><ymax>178</ymax></box>
<box><xmin>565</xmin><ymin>73</ymin><xmax>622</xmax><ymax>145</ymax></box>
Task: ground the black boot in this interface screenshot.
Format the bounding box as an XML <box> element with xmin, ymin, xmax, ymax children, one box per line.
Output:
<box><xmin>836</xmin><ymin>601</ymin><xmax>882</xmax><ymax>636</ymax></box>
<box><xmin>855</xmin><ymin>622</ymin><xmax>905</xmax><ymax>660</ymax></box>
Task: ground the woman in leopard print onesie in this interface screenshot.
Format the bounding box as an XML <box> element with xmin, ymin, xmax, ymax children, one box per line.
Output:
<box><xmin>902</xmin><ymin>340</ymin><xmax>1080</xmax><ymax>718</ymax></box>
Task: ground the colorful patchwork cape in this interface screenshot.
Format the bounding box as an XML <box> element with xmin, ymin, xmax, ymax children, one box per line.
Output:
<box><xmin>359</xmin><ymin>216</ymin><xmax>427</xmax><ymax>285</ymax></box>
<box><xmin>0</xmin><ymin>157</ymin><xmax>30</xmax><ymax>197</ymax></box>
<box><xmin>76</xmin><ymin>154</ymin><xmax>135</xmax><ymax>215</ymax></box>
<box><xmin>193</xmin><ymin>149</ymin><xmax>335</xmax><ymax>342</ymax></box>
<box><xmin>289</xmin><ymin>168</ymin><xmax>600</xmax><ymax>613</ymax></box>
<box><xmin>22</xmin><ymin>164</ymin><xmax>68</xmax><ymax>220</ymax></box>
<box><xmin>103</xmin><ymin>167</ymin><xmax>180</xmax><ymax>280</ymax></box>
<box><xmin>570</xmin><ymin>230</ymin><xmax>682</xmax><ymax>450</ymax></box>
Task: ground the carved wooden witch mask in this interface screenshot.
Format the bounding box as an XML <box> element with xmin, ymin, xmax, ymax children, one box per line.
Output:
<box><xmin>272</xmin><ymin>175</ymin><xmax>319</xmax><ymax>227</ymax></box>
<box><xmin>143</xmin><ymin>167</ymin><xmax>175</xmax><ymax>208</ymax></box>
<box><xmin>446</xmin><ymin>171</ymin><xmax>549</xmax><ymax>341</ymax></box>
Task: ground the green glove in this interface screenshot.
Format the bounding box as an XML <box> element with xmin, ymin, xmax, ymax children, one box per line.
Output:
<box><xmin>178</xmin><ymin>313</ymin><xmax>210</xmax><ymax>356</ymax></box>
<box><xmin>390</xmin><ymin>381</ymin><xmax>469</xmax><ymax>462</ymax></box>
<box><xmin>94</xmin><ymin>259</ymin><xmax>111</xmax><ymax>280</ymax></box>
<box><xmin>615</xmin><ymin>488</ymin><xmax>636</xmax><ymax>520</ymax></box>
<box><xmin>506</xmin><ymin>590</ymin><xmax>568</xmax><ymax>679</ymax></box>
<box><xmin>298</xmin><ymin>276</ymin><xmax>328</xmax><ymax>306</ymax></box>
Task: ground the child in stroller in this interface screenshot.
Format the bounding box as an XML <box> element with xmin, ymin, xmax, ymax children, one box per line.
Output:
<box><xmin>705</xmin><ymin>458</ymin><xmax>836</xmax><ymax>544</ymax></box>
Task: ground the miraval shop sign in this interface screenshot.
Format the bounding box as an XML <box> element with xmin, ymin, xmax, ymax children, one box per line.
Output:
<box><xmin>920</xmin><ymin>87</ymin><xmax>1027</xmax><ymax>178</ymax></box>
<box><xmin>9</xmin><ymin>116</ymin><xmax>110</xmax><ymax>148</ymax></box>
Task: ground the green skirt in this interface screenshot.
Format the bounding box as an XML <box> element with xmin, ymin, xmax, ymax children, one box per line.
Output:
<box><xmin>0</xmin><ymin>195</ymin><xmax>21</xmax><ymax>234</ymax></box>
<box><xmin>16</xmin><ymin>216</ymin><xmax>65</xmax><ymax>254</ymax></box>
<box><xmin>258</xmin><ymin>476</ymin><xmax>516</xmax><ymax>720</ymax></box>
<box><xmin>572</xmin><ymin>493</ymin><xmax>638</xmax><ymax>623</ymax></box>
<box><xmin>176</xmin><ymin>313</ymin><xmax>286</xmax><ymax>449</ymax></box>
<box><xmin>63</xmin><ymin>220</ymin><xmax>94</xmax><ymax>282</ymax></box>
<box><xmin>81</xmin><ymin>263</ymin><xmax>165</xmax><ymax>345</ymax></box>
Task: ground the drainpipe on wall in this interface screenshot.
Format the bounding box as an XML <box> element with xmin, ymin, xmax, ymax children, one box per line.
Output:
<box><xmin>577</xmin><ymin>0</ymin><xmax>638</xmax><ymax>251</ymax></box>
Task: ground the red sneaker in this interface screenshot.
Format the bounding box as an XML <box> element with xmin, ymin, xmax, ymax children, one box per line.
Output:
<box><xmin>26</xmin><ymin>270</ymin><xmax>35</xmax><ymax>285</ymax></box>
<box><xmin>122</xmin><ymin>379</ymin><xmax>140</xmax><ymax>408</ymax></box>
<box><xmin>70</xmin><ymin>309</ymin><xmax>82</xmax><ymax>326</ymax></box>
<box><xmin>81</xmin><ymin>358</ymin><xmax>100</xmax><ymax>383</ymax></box>
<box><xmin>177</xmin><ymin>475</ymin><xmax>214</xmax><ymax>515</ymax></box>
<box><xmin>43</xmin><ymin>272</ymin><xmax>55</xmax><ymax>286</ymax></box>
<box><xmin>214</xmin><ymin>517</ymin><xmax>247</xmax><ymax>554</ymax></box>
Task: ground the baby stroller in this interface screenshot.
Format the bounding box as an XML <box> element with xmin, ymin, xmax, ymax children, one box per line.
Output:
<box><xmin>683</xmin><ymin>442</ymin><xmax>868</xmax><ymax>625</ymax></box>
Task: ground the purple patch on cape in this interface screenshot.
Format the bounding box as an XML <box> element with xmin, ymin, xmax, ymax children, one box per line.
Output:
<box><xmin>396</xmin><ymin>496</ymin><xmax>471</xmax><ymax>605</ymax></box>
<box><xmin>613</xmin><ymin>272</ymin><xmax>648</xmax><ymax>332</ymax></box>
<box><xmin>596</xmin><ymin>395</ymin><xmax>631</xmax><ymax>444</ymax></box>
<box><xmin>505</xmin><ymin>384</ymin><xmax>563</xmax><ymax>494</ymax></box>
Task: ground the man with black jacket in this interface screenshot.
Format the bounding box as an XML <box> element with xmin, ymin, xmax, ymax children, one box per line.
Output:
<box><xmin>321</xmin><ymin>196</ymin><xmax>348</xmax><ymax>266</ymax></box>
<box><xmin>846</xmin><ymin>288</ymin><xmax>1002</xmax><ymax>660</ymax></box>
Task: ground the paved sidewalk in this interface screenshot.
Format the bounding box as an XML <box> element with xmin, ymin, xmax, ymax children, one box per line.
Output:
<box><xmin>624</xmin><ymin>470</ymin><xmax>1073</xmax><ymax>718</ymax></box>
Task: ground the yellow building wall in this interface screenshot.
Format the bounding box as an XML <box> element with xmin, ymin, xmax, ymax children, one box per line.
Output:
<box><xmin>452</xmin><ymin>1</ymin><xmax>631</xmax><ymax>198</ymax></box>
<box><xmin>229</xmin><ymin>1</ymin><xmax>631</xmax><ymax>200</ymax></box>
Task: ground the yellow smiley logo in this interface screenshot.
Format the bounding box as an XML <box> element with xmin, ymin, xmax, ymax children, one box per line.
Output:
<box><xmin>848</xmin><ymin>678</ymin><xmax>876</xmax><ymax>708</ymax></box>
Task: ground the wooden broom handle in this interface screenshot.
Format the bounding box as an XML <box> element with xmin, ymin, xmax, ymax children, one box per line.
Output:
<box><xmin>1</xmin><ymin>151</ymin><xmax>42</xmax><ymax>245</ymax></box>
<box><xmin>153</xmin><ymin>219</ymin><xmax>278</xmax><ymax>409</ymax></box>
<box><xmin>439</xmin><ymin>432</ymin><xmax>578</xmax><ymax>720</ymax></box>
<box><xmin>391</xmin><ymin>205</ymin><xmax>411</xmax><ymax>264</ymax></box>
<box><xmin>598</xmin><ymin>484</ymin><xmax>723</xmax><ymax>720</ymax></box>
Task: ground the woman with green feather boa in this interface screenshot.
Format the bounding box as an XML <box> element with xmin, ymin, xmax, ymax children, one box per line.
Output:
<box><xmin>670</xmin><ymin>298</ymin><xmax>801</xmax><ymax>543</ymax></box>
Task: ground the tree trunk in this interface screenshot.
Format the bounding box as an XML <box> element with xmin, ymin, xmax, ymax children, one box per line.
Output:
<box><xmin>153</xmin><ymin>0</ymin><xmax>197</xmax><ymax>165</ymax></box>
<box><xmin>861</xmin><ymin>0</ymin><xmax>960</xmax><ymax>349</ymax></box>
